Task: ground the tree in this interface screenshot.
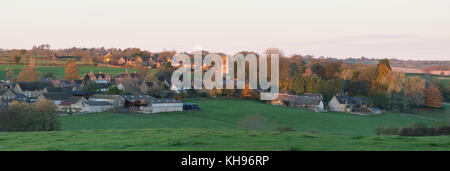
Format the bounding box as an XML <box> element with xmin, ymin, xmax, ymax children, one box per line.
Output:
<box><xmin>289</xmin><ymin>75</ymin><xmax>305</xmax><ymax>95</ymax></box>
<box><xmin>424</xmin><ymin>84</ymin><xmax>443</xmax><ymax>108</ymax></box>
<box><xmin>105</xmin><ymin>86</ymin><xmax>123</xmax><ymax>95</ymax></box>
<box><xmin>4</xmin><ymin>68</ymin><xmax>14</xmax><ymax>80</ymax></box>
<box><xmin>378</xmin><ymin>58</ymin><xmax>391</xmax><ymax>70</ymax></box>
<box><xmin>16</xmin><ymin>58</ymin><xmax>41</xmax><ymax>82</ymax></box>
<box><xmin>64</xmin><ymin>61</ymin><xmax>80</xmax><ymax>80</ymax></box>
<box><xmin>81</xmin><ymin>81</ymin><xmax>99</xmax><ymax>93</ymax></box>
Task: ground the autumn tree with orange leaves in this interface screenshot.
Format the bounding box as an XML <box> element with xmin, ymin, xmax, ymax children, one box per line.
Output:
<box><xmin>424</xmin><ymin>84</ymin><xmax>443</xmax><ymax>108</ymax></box>
<box><xmin>16</xmin><ymin>58</ymin><xmax>41</xmax><ymax>82</ymax></box>
<box><xmin>64</xmin><ymin>61</ymin><xmax>80</xmax><ymax>80</ymax></box>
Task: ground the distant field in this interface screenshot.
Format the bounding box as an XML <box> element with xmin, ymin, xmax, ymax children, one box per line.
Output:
<box><xmin>0</xmin><ymin>64</ymin><xmax>136</xmax><ymax>80</ymax></box>
<box><xmin>61</xmin><ymin>99</ymin><xmax>444</xmax><ymax>135</ymax></box>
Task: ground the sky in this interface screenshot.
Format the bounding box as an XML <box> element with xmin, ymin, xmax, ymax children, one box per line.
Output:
<box><xmin>1</xmin><ymin>0</ymin><xmax>449</xmax><ymax>60</ymax></box>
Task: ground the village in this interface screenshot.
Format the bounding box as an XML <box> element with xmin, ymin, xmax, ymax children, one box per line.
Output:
<box><xmin>0</xmin><ymin>70</ymin><xmax>202</xmax><ymax>114</ymax></box>
<box><xmin>0</xmin><ymin>67</ymin><xmax>383</xmax><ymax>115</ymax></box>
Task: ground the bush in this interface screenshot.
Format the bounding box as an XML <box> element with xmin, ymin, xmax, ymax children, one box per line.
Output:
<box><xmin>376</xmin><ymin>122</ymin><xmax>450</xmax><ymax>136</ymax></box>
<box><xmin>276</xmin><ymin>126</ymin><xmax>295</xmax><ymax>132</ymax></box>
<box><xmin>375</xmin><ymin>126</ymin><xmax>399</xmax><ymax>135</ymax></box>
<box><xmin>0</xmin><ymin>101</ymin><xmax>60</xmax><ymax>132</ymax></box>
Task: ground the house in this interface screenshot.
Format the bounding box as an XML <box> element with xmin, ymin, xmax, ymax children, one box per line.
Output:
<box><xmin>58</xmin><ymin>97</ymin><xmax>88</xmax><ymax>113</ymax></box>
<box><xmin>81</xmin><ymin>101</ymin><xmax>114</xmax><ymax>113</ymax></box>
<box><xmin>270</xmin><ymin>93</ymin><xmax>298</xmax><ymax>106</ymax></box>
<box><xmin>37</xmin><ymin>92</ymin><xmax>72</xmax><ymax>106</ymax></box>
<box><xmin>0</xmin><ymin>89</ymin><xmax>17</xmax><ymax>102</ymax></box>
<box><xmin>114</xmin><ymin>71</ymin><xmax>139</xmax><ymax>83</ymax></box>
<box><xmin>118</xmin><ymin>57</ymin><xmax>126</xmax><ymax>65</ymax></box>
<box><xmin>14</xmin><ymin>81</ymin><xmax>54</xmax><ymax>98</ymax></box>
<box><xmin>329</xmin><ymin>94</ymin><xmax>368</xmax><ymax>112</ymax></box>
<box><xmin>82</xmin><ymin>72</ymin><xmax>112</xmax><ymax>83</ymax></box>
<box><xmin>88</xmin><ymin>94</ymin><xmax>125</xmax><ymax>107</ymax></box>
<box><xmin>37</xmin><ymin>92</ymin><xmax>88</xmax><ymax>112</ymax></box>
<box><xmin>293</xmin><ymin>95</ymin><xmax>325</xmax><ymax>111</ymax></box>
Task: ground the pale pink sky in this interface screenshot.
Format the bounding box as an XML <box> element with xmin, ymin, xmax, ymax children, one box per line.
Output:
<box><xmin>1</xmin><ymin>0</ymin><xmax>449</xmax><ymax>60</ymax></box>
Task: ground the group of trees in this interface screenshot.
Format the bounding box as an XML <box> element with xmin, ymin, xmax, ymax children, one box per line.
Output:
<box><xmin>0</xmin><ymin>100</ymin><xmax>60</xmax><ymax>132</ymax></box>
<box><xmin>0</xmin><ymin>45</ymin><xmax>176</xmax><ymax>67</ymax></box>
<box><xmin>5</xmin><ymin>59</ymin><xmax>81</xmax><ymax>82</ymax></box>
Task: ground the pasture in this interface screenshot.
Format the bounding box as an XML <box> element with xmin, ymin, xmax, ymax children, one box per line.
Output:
<box><xmin>0</xmin><ymin>64</ymin><xmax>136</xmax><ymax>80</ymax></box>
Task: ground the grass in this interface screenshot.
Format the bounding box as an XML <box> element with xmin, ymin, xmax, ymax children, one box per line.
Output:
<box><xmin>0</xmin><ymin>128</ymin><xmax>449</xmax><ymax>151</ymax></box>
<box><xmin>1</xmin><ymin>99</ymin><xmax>449</xmax><ymax>151</ymax></box>
<box><xmin>0</xmin><ymin>64</ymin><xmax>136</xmax><ymax>80</ymax></box>
<box><xmin>61</xmin><ymin>99</ymin><xmax>441</xmax><ymax>135</ymax></box>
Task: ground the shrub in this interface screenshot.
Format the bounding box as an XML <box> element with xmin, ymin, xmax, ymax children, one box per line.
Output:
<box><xmin>375</xmin><ymin>126</ymin><xmax>399</xmax><ymax>135</ymax></box>
<box><xmin>276</xmin><ymin>126</ymin><xmax>295</xmax><ymax>132</ymax></box>
<box><xmin>377</xmin><ymin>122</ymin><xmax>450</xmax><ymax>136</ymax></box>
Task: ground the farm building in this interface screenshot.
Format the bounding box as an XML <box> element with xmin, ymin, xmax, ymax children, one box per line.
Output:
<box><xmin>81</xmin><ymin>101</ymin><xmax>114</xmax><ymax>113</ymax></box>
<box><xmin>122</xmin><ymin>95</ymin><xmax>183</xmax><ymax>114</ymax></box>
<box><xmin>89</xmin><ymin>94</ymin><xmax>125</xmax><ymax>107</ymax></box>
<box><xmin>149</xmin><ymin>99</ymin><xmax>183</xmax><ymax>113</ymax></box>
<box><xmin>269</xmin><ymin>93</ymin><xmax>325</xmax><ymax>111</ymax></box>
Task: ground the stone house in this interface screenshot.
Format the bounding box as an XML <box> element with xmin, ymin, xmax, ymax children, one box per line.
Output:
<box><xmin>0</xmin><ymin>89</ymin><xmax>17</xmax><ymax>101</ymax></box>
<box><xmin>14</xmin><ymin>81</ymin><xmax>54</xmax><ymax>98</ymax></box>
<box><xmin>328</xmin><ymin>94</ymin><xmax>368</xmax><ymax>112</ymax></box>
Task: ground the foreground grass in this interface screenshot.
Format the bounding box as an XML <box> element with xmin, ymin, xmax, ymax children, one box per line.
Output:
<box><xmin>0</xmin><ymin>128</ymin><xmax>449</xmax><ymax>151</ymax></box>
<box><xmin>61</xmin><ymin>99</ymin><xmax>438</xmax><ymax>135</ymax></box>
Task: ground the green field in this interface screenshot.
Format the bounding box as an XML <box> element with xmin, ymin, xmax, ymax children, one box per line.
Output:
<box><xmin>0</xmin><ymin>64</ymin><xmax>136</xmax><ymax>80</ymax></box>
<box><xmin>1</xmin><ymin>99</ymin><xmax>449</xmax><ymax>151</ymax></box>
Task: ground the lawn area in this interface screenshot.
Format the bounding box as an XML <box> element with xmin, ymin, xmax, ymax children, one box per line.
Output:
<box><xmin>0</xmin><ymin>64</ymin><xmax>136</xmax><ymax>80</ymax></box>
<box><xmin>61</xmin><ymin>99</ymin><xmax>442</xmax><ymax>135</ymax></box>
<box><xmin>0</xmin><ymin>128</ymin><xmax>449</xmax><ymax>151</ymax></box>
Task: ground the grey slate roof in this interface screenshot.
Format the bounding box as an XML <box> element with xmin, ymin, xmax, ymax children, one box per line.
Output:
<box><xmin>149</xmin><ymin>99</ymin><xmax>182</xmax><ymax>104</ymax></box>
<box><xmin>17</xmin><ymin>81</ymin><xmax>53</xmax><ymax>91</ymax></box>
<box><xmin>84</xmin><ymin>101</ymin><xmax>113</xmax><ymax>106</ymax></box>
<box><xmin>42</xmin><ymin>92</ymin><xmax>72</xmax><ymax>100</ymax></box>
<box><xmin>122</xmin><ymin>95</ymin><xmax>157</xmax><ymax>103</ymax></box>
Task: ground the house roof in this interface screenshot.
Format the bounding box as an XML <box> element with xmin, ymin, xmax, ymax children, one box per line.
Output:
<box><xmin>0</xmin><ymin>89</ymin><xmax>15</xmax><ymax>96</ymax></box>
<box><xmin>294</xmin><ymin>96</ymin><xmax>322</xmax><ymax>105</ymax></box>
<box><xmin>46</xmin><ymin>86</ymin><xmax>73</xmax><ymax>93</ymax></box>
<box><xmin>41</xmin><ymin>92</ymin><xmax>72</xmax><ymax>101</ymax></box>
<box><xmin>72</xmin><ymin>91</ymin><xmax>94</xmax><ymax>96</ymax></box>
<box><xmin>122</xmin><ymin>95</ymin><xmax>157</xmax><ymax>103</ymax></box>
<box><xmin>60</xmin><ymin>97</ymin><xmax>85</xmax><ymax>106</ymax></box>
<box><xmin>84</xmin><ymin>101</ymin><xmax>113</xmax><ymax>106</ymax></box>
<box><xmin>335</xmin><ymin>94</ymin><xmax>367</xmax><ymax>106</ymax></box>
<box><xmin>90</xmin><ymin>94</ymin><xmax>119</xmax><ymax>99</ymax></box>
<box><xmin>17</xmin><ymin>81</ymin><xmax>54</xmax><ymax>91</ymax></box>
<box><xmin>149</xmin><ymin>99</ymin><xmax>182</xmax><ymax>104</ymax></box>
